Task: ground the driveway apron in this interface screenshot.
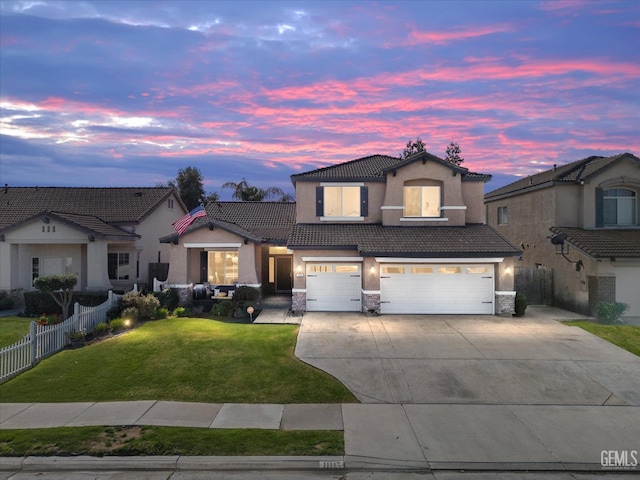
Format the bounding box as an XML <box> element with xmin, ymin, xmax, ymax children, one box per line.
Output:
<box><xmin>294</xmin><ymin>307</ymin><xmax>640</xmax><ymax>405</ymax></box>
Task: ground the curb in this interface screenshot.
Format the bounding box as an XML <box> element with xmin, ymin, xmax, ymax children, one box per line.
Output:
<box><xmin>1</xmin><ymin>455</ymin><xmax>346</xmax><ymax>472</ymax></box>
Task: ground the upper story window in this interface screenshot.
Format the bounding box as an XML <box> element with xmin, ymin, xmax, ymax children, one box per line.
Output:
<box><xmin>316</xmin><ymin>185</ymin><xmax>368</xmax><ymax>220</ymax></box>
<box><xmin>497</xmin><ymin>206</ymin><xmax>508</xmax><ymax>225</ymax></box>
<box><xmin>604</xmin><ymin>188</ymin><xmax>637</xmax><ymax>226</ymax></box>
<box><xmin>168</xmin><ymin>198</ymin><xmax>174</xmax><ymax>209</ymax></box>
<box><xmin>403</xmin><ymin>185</ymin><xmax>441</xmax><ymax>217</ymax></box>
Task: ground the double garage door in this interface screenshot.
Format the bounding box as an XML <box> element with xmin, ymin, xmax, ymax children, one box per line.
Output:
<box><xmin>306</xmin><ymin>262</ymin><xmax>495</xmax><ymax>314</ymax></box>
<box><xmin>380</xmin><ymin>264</ymin><xmax>495</xmax><ymax>314</ymax></box>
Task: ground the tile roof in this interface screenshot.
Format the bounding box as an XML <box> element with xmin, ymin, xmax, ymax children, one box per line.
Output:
<box><xmin>550</xmin><ymin>226</ymin><xmax>640</xmax><ymax>259</ymax></box>
<box><xmin>163</xmin><ymin>201</ymin><xmax>296</xmax><ymax>244</ymax></box>
<box><xmin>0</xmin><ymin>187</ymin><xmax>177</xmax><ymax>232</ymax></box>
<box><xmin>288</xmin><ymin>223</ymin><xmax>522</xmax><ymax>257</ymax></box>
<box><xmin>485</xmin><ymin>153</ymin><xmax>639</xmax><ymax>200</ymax></box>
<box><xmin>291</xmin><ymin>151</ymin><xmax>491</xmax><ymax>183</ymax></box>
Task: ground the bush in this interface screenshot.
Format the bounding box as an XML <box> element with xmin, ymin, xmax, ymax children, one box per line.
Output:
<box><xmin>514</xmin><ymin>293</ymin><xmax>527</xmax><ymax>317</ymax></box>
<box><xmin>233</xmin><ymin>286</ymin><xmax>261</xmax><ymax>303</ymax></box>
<box><xmin>0</xmin><ymin>291</ymin><xmax>14</xmax><ymax>311</ymax></box>
<box><xmin>155</xmin><ymin>307</ymin><xmax>169</xmax><ymax>319</ymax></box>
<box><xmin>109</xmin><ymin>318</ymin><xmax>128</xmax><ymax>333</ymax></box>
<box><xmin>596</xmin><ymin>301</ymin><xmax>628</xmax><ymax>325</ymax></box>
<box><xmin>23</xmin><ymin>291</ymin><xmax>109</xmax><ymax>316</ymax></box>
<box><xmin>93</xmin><ymin>322</ymin><xmax>110</xmax><ymax>336</ymax></box>
<box><xmin>121</xmin><ymin>292</ymin><xmax>160</xmax><ymax>320</ymax></box>
<box><xmin>174</xmin><ymin>306</ymin><xmax>188</xmax><ymax>317</ymax></box>
<box><xmin>121</xmin><ymin>307</ymin><xmax>139</xmax><ymax>320</ymax></box>
<box><xmin>154</xmin><ymin>288</ymin><xmax>180</xmax><ymax>311</ymax></box>
<box><xmin>212</xmin><ymin>300</ymin><xmax>234</xmax><ymax>317</ymax></box>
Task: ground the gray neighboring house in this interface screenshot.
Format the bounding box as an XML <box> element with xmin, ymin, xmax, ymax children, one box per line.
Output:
<box><xmin>485</xmin><ymin>152</ymin><xmax>640</xmax><ymax>319</ymax></box>
<box><xmin>0</xmin><ymin>187</ymin><xmax>187</xmax><ymax>306</ymax></box>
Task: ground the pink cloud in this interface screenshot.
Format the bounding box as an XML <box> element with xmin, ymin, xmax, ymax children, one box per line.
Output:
<box><xmin>403</xmin><ymin>23</ymin><xmax>514</xmax><ymax>46</ymax></box>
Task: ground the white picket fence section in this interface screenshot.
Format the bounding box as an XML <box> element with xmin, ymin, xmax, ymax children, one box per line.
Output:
<box><xmin>0</xmin><ymin>290</ymin><xmax>124</xmax><ymax>383</ymax></box>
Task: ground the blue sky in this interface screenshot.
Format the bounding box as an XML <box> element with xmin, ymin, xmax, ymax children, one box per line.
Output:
<box><xmin>1</xmin><ymin>0</ymin><xmax>638</xmax><ymax>198</ymax></box>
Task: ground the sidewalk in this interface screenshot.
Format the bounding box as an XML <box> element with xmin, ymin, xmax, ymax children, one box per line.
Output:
<box><xmin>2</xmin><ymin>401</ymin><xmax>639</xmax><ymax>473</ymax></box>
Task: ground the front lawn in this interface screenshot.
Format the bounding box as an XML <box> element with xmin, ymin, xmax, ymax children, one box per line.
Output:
<box><xmin>0</xmin><ymin>317</ymin><xmax>357</xmax><ymax>403</ymax></box>
<box><xmin>0</xmin><ymin>426</ymin><xmax>343</xmax><ymax>457</ymax></box>
<box><xmin>0</xmin><ymin>316</ymin><xmax>32</xmax><ymax>348</ymax></box>
<box><xmin>564</xmin><ymin>321</ymin><xmax>640</xmax><ymax>356</ymax></box>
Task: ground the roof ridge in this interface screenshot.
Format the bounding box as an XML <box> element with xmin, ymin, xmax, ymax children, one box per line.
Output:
<box><xmin>291</xmin><ymin>154</ymin><xmax>400</xmax><ymax>177</ymax></box>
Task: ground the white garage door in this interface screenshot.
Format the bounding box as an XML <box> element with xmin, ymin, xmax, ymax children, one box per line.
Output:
<box><xmin>615</xmin><ymin>267</ymin><xmax>640</xmax><ymax>318</ymax></box>
<box><xmin>380</xmin><ymin>264</ymin><xmax>495</xmax><ymax>314</ymax></box>
<box><xmin>306</xmin><ymin>263</ymin><xmax>362</xmax><ymax>312</ymax></box>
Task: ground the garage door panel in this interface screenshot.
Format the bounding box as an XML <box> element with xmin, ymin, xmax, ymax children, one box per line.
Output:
<box><xmin>380</xmin><ymin>264</ymin><xmax>494</xmax><ymax>314</ymax></box>
<box><xmin>306</xmin><ymin>263</ymin><xmax>362</xmax><ymax>312</ymax></box>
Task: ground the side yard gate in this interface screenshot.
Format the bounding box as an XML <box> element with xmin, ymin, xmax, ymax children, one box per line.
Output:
<box><xmin>515</xmin><ymin>267</ymin><xmax>553</xmax><ymax>306</ymax></box>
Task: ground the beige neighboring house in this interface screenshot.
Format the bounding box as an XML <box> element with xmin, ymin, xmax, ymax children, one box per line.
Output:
<box><xmin>485</xmin><ymin>153</ymin><xmax>640</xmax><ymax>320</ymax></box>
<box><xmin>288</xmin><ymin>151</ymin><xmax>521</xmax><ymax>314</ymax></box>
<box><xmin>0</xmin><ymin>187</ymin><xmax>187</xmax><ymax>305</ymax></box>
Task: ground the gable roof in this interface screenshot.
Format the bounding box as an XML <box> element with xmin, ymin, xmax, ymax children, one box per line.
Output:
<box><xmin>550</xmin><ymin>226</ymin><xmax>640</xmax><ymax>259</ymax></box>
<box><xmin>160</xmin><ymin>201</ymin><xmax>296</xmax><ymax>244</ymax></box>
<box><xmin>0</xmin><ymin>187</ymin><xmax>181</xmax><ymax>233</ymax></box>
<box><xmin>485</xmin><ymin>152</ymin><xmax>639</xmax><ymax>200</ymax></box>
<box><xmin>288</xmin><ymin>223</ymin><xmax>521</xmax><ymax>257</ymax></box>
<box><xmin>291</xmin><ymin>151</ymin><xmax>491</xmax><ymax>183</ymax></box>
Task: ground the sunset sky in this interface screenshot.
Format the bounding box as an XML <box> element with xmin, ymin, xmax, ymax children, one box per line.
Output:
<box><xmin>1</xmin><ymin>0</ymin><xmax>638</xmax><ymax>198</ymax></box>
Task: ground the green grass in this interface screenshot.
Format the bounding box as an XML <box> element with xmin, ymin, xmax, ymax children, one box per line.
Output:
<box><xmin>0</xmin><ymin>317</ymin><xmax>356</xmax><ymax>403</ymax></box>
<box><xmin>564</xmin><ymin>321</ymin><xmax>640</xmax><ymax>356</ymax></box>
<box><xmin>0</xmin><ymin>316</ymin><xmax>33</xmax><ymax>348</ymax></box>
<box><xmin>0</xmin><ymin>426</ymin><xmax>343</xmax><ymax>456</ymax></box>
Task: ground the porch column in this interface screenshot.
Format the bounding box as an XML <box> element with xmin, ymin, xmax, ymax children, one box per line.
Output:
<box><xmin>166</xmin><ymin>243</ymin><xmax>188</xmax><ymax>285</ymax></box>
<box><xmin>0</xmin><ymin>242</ymin><xmax>17</xmax><ymax>290</ymax></box>
<box><xmin>86</xmin><ymin>241</ymin><xmax>111</xmax><ymax>290</ymax></box>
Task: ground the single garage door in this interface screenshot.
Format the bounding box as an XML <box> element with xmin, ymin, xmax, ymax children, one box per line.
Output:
<box><xmin>306</xmin><ymin>263</ymin><xmax>362</xmax><ymax>312</ymax></box>
<box><xmin>380</xmin><ymin>264</ymin><xmax>495</xmax><ymax>314</ymax></box>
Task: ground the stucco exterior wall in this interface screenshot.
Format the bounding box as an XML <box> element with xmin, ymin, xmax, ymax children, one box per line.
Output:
<box><xmin>461</xmin><ymin>181</ymin><xmax>486</xmax><ymax>224</ymax></box>
<box><xmin>165</xmin><ymin>227</ymin><xmax>259</xmax><ymax>286</ymax></box>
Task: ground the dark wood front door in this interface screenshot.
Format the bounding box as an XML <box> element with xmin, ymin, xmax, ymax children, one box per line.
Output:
<box><xmin>275</xmin><ymin>257</ymin><xmax>293</xmax><ymax>293</ymax></box>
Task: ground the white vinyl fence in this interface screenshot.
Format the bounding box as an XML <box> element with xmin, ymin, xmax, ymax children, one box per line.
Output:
<box><xmin>0</xmin><ymin>290</ymin><xmax>123</xmax><ymax>383</ymax></box>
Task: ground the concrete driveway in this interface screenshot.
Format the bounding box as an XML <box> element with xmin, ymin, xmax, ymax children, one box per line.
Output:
<box><xmin>295</xmin><ymin>306</ymin><xmax>640</xmax><ymax>405</ymax></box>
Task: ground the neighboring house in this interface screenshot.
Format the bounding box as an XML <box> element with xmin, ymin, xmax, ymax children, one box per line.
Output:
<box><xmin>484</xmin><ymin>152</ymin><xmax>640</xmax><ymax>319</ymax></box>
<box><xmin>288</xmin><ymin>151</ymin><xmax>522</xmax><ymax>314</ymax></box>
<box><xmin>160</xmin><ymin>202</ymin><xmax>296</xmax><ymax>298</ymax></box>
<box><xmin>0</xmin><ymin>187</ymin><xmax>187</xmax><ymax>304</ymax></box>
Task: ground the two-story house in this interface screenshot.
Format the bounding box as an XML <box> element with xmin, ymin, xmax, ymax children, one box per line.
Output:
<box><xmin>288</xmin><ymin>151</ymin><xmax>521</xmax><ymax>315</ymax></box>
<box><xmin>484</xmin><ymin>153</ymin><xmax>640</xmax><ymax>320</ymax></box>
<box><xmin>0</xmin><ymin>187</ymin><xmax>186</xmax><ymax>305</ymax></box>
<box><xmin>161</xmin><ymin>151</ymin><xmax>520</xmax><ymax>314</ymax></box>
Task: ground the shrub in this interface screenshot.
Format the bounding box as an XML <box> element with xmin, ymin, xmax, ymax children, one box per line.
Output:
<box><xmin>155</xmin><ymin>307</ymin><xmax>169</xmax><ymax>319</ymax></box>
<box><xmin>212</xmin><ymin>300</ymin><xmax>234</xmax><ymax>317</ymax></box>
<box><xmin>596</xmin><ymin>301</ymin><xmax>628</xmax><ymax>325</ymax></box>
<box><xmin>233</xmin><ymin>286</ymin><xmax>261</xmax><ymax>303</ymax></box>
<box><xmin>174</xmin><ymin>306</ymin><xmax>188</xmax><ymax>317</ymax></box>
<box><xmin>154</xmin><ymin>288</ymin><xmax>180</xmax><ymax>311</ymax></box>
<box><xmin>121</xmin><ymin>306</ymin><xmax>139</xmax><ymax>320</ymax></box>
<box><xmin>106</xmin><ymin>303</ymin><xmax>122</xmax><ymax>321</ymax></box>
<box><xmin>109</xmin><ymin>318</ymin><xmax>127</xmax><ymax>333</ymax></box>
<box><xmin>93</xmin><ymin>322</ymin><xmax>110</xmax><ymax>336</ymax></box>
<box><xmin>514</xmin><ymin>293</ymin><xmax>527</xmax><ymax>317</ymax></box>
<box><xmin>121</xmin><ymin>292</ymin><xmax>160</xmax><ymax>320</ymax></box>
<box><xmin>0</xmin><ymin>291</ymin><xmax>14</xmax><ymax>311</ymax></box>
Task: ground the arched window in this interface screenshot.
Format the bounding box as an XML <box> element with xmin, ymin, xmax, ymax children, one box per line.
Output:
<box><xmin>603</xmin><ymin>188</ymin><xmax>637</xmax><ymax>226</ymax></box>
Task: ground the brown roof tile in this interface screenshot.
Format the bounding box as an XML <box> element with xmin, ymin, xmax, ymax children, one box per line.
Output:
<box><xmin>550</xmin><ymin>226</ymin><xmax>640</xmax><ymax>258</ymax></box>
<box><xmin>0</xmin><ymin>187</ymin><xmax>177</xmax><ymax>231</ymax></box>
<box><xmin>288</xmin><ymin>223</ymin><xmax>521</xmax><ymax>257</ymax></box>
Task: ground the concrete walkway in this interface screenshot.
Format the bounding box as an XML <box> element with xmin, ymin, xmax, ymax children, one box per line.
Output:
<box><xmin>1</xmin><ymin>401</ymin><xmax>639</xmax><ymax>473</ymax></box>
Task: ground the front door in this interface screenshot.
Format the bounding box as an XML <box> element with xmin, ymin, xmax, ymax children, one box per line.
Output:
<box><xmin>275</xmin><ymin>257</ymin><xmax>293</xmax><ymax>292</ymax></box>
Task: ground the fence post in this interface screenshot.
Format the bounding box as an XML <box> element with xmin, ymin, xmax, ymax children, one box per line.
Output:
<box><xmin>108</xmin><ymin>290</ymin><xmax>113</xmax><ymax>307</ymax></box>
<box><xmin>30</xmin><ymin>321</ymin><xmax>37</xmax><ymax>367</ymax></box>
<box><xmin>73</xmin><ymin>302</ymin><xmax>80</xmax><ymax>331</ymax></box>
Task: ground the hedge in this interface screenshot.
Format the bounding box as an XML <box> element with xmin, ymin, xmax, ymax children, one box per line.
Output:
<box><xmin>23</xmin><ymin>291</ymin><xmax>109</xmax><ymax>316</ymax></box>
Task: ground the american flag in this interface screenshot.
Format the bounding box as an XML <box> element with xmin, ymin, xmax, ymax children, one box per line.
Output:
<box><xmin>172</xmin><ymin>205</ymin><xmax>207</xmax><ymax>235</ymax></box>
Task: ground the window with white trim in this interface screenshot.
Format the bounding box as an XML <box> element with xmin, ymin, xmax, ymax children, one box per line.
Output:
<box><xmin>403</xmin><ymin>186</ymin><xmax>441</xmax><ymax>217</ymax></box>
<box><xmin>604</xmin><ymin>188</ymin><xmax>637</xmax><ymax>226</ymax></box>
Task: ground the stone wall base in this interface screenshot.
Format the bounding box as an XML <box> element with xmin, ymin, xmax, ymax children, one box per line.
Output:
<box><xmin>363</xmin><ymin>293</ymin><xmax>380</xmax><ymax>314</ymax></box>
<box><xmin>495</xmin><ymin>291</ymin><xmax>516</xmax><ymax>316</ymax></box>
<box><xmin>292</xmin><ymin>291</ymin><xmax>306</xmax><ymax>314</ymax></box>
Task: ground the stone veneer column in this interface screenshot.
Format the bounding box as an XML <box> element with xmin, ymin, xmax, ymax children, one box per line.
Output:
<box><xmin>495</xmin><ymin>291</ymin><xmax>516</xmax><ymax>316</ymax></box>
<box><xmin>292</xmin><ymin>290</ymin><xmax>306</xmax><ymax>314</ymax></box>
<box><xmin>362</xmin><ymin>292</ymin><xmax>380</xmax><ymax>314</ymax></box>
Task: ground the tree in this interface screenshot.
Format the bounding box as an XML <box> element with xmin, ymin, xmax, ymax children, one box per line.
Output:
<box><xmin>445</xmin><ymin>141</ymin><xmax>464</xmax><ymax>165</ymax></box>
<box><xmin>400</xmin><ymin>137</ymin><xmax>426</xmax><ymax>159</ymax></box>
<box><xmin>170</xmin><ymin>166</ymin><xmax>206</xmax><ymax>210</ymax></box>
<box><xmin>33</xmin><ymin>274</ymin><xmax>78</xmax><ymax>321</ymax></box>
<box><xmin>222</xmin><ymin>178</ymin><xmax>293</xmax><ymax>202</ymax></box>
